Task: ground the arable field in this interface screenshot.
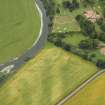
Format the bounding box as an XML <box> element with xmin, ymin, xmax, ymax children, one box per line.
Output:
<box><xmin>0</xmin><ymin>43</ymin><xmax>98</xmax><ymax>105</ymax></box>
<box><xmin>0</xmin><ymin>0</ymin><xmax>40</xmax><ymax>63</ymax></box>
<box><xmin>65</xmin><ymin>72</ymin><xmax>105</xmax><ymax>105</ymax></box>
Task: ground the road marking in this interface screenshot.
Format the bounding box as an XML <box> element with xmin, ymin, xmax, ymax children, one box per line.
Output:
<box><xmin>32</xmin><ymin>0</ymin><xmax>43</xmax><ymax>47</ymax></box>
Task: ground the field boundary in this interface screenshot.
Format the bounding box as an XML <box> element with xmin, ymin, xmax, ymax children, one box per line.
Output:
<box><xmin>56</xmin><ymin>70</ymin><xmax>105</xmax><ymax>105</ymax></box>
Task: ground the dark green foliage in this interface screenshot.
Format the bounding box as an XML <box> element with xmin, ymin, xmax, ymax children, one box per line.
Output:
<box><xmin>0</xmin><ymin>72</ymin><xmax>6</xmax><ymax>83</ymax></box>
<box><xmin>97</xmin><ymin>18</ymin><xmax>104</xmax><ymax>25</ymax></box>
<box><xmin>79</xmin><ymin>39</ymin><xmax>99</xmax><ymax>50</ymax></box>
<box><xmin>82</xmin><ymin>0</ymin><xmax>95</xmax><ymax>7</ymax></box>
<box><xmin>62</xmin><ymin>42</ymin><xmax>71</xmax><ymax>51</ymax></box>
<box><xmin>62</xmin><ymin>0</ymin><xmax>79</xmax><ymax>12</ymax></box>
<box><xmin>96</xmin><ymin>60</ymin><xmax>105</xmax><ymax>69</ymax></box>
<box><xmin>99</xmin><ymin>32</ymin><xmax>105</xmax><ymax>42</ymax></box>
<box><xmin>80</xmin><ymin>20</ymin><xmax>95</xmax><ymax>36</ymax></box>
<box><xmin>76</xmin><ymin>15</ymin><xmax>96</xmax><ymax>37</ymax></box>
<box><xmin>75</xmin><ymin>15</ymin><xmax>84</xmax><ymax>22</ymax></box>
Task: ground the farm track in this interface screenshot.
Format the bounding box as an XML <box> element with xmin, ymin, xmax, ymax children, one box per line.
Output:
<box><xmin>56</xmin><ymin>70</ymin><xmax>105</xmax><ymax>105</ymax></box>
<box><xmin>0</xmin><ymin>0</ymin><xmax>49</xmax><ymax>72</ymax></box>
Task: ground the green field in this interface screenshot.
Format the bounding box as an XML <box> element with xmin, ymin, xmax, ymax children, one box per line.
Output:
<box><xmin>0</xmin><ymin>0</ymin><xmax>40</xmax><ymax>63</ymax></box>
<box><xmin>0</xmin><ymin>43</ymin><xmax>98</xmax><ymax>105</ymax></box>
<box><xmin>63</xmin><ymin>32</ymin><xmax>88</xmax><ymax>47</ymax></box>
<box><xmin>65</xmin><ymin>73</ymin><xmax>105</xmax><ymax>105</ymax></box>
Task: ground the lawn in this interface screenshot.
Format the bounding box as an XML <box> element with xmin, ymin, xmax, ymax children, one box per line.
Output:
<box><xmin>63</xmin><ymin>32</ymin><xmax>88</xmax><ymax>47</ymax></box>
<box><xmin>65</xmin><ymin>72</ymin><xmax>105</xmax><ymax>105</ymax></box>
<box><xmin>52</xmin><ymin>15</ymin><xmax>80</xmax><ymax>32</ymax></box>
<box><xmin>0</xmin><ymin>0</ymin><xmax>40</xmax><ymax>63</ymax></box>
<box><xmin>0</xmin><ymin>43</ymin><xmax>98</xmax><ymax>105</ymax></box>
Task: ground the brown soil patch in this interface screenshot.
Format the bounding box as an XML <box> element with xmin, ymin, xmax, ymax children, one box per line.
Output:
<box><xmin>100</xmin><ymin>47</ymin><xmax>105</xmax><ymax>55</ymax></box>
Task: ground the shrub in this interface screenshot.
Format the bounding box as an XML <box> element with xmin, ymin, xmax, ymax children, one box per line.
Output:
<box><xmin>96</xmin><ymin>60</ymin><xmax>105</xmax><ymax>69</ymax></box>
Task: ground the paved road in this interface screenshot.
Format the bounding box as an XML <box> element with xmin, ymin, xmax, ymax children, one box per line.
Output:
<box><xmin>0</xmin><ymin>0</ymin><xmax>49</xmax><ymax>72</ymax></box>
<box><xmin>57</xmin><ymin>70</ymin><xmax>105</xmax><ymax>105</ymax></box>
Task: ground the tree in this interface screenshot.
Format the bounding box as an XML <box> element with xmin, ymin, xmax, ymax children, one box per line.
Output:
<box><xmin>76</xmin><ymin>15</ymin><xmax>96</xmax><ymax>37</ymax></box>
<box><xmin>81</xmin><ymin>20</ymin><xmax>95</xmax><ymax>36</ymax></box>
<box><xmin>97</xmin><ymin>18</ymin><xmax>104</xmax><ymax>25</ymax></box>
<box><xmin>54</xmin><ymin>38</ymin><xmax>62</xmax><ymax>47</ymax></box>
<box><xmin>79</xmin><ymin>40</ymin><xmax>90</xmax><ymax>49</ymax></box>
<box><xmin>62</xmin><ymin>1</ymin><xmax>70</xmax><ymax>9</ymax></box>
<box><xmin>100</xmin><ymin>22</ymin><xmax>105</xmax><ymax>32</ymax></box>
<box><xmin>99</xmin><ymin>0</ymin><xmax>105</xmax><ymax>17</ymax></box>
<box><xmin>96</xmin><ymin>59</ymin><xmax>105</xmax><ymax>69</ymax></box>
<box><xmin>62</xmin><ymin>42</ymin><xmax>71</xmax><ymax>51</ymax></box>
<box><xmin>82</xmin><ymin>0</ymin><xmax>95</xmax><ymax>6</ymax></box>
<box><xmin>62</xmin><ymin>0</ymin><xmax>79</xmax><ymax>12</ymax></box>
<box><xmin>79</xmin><ymin>39</ymin><xmax>99</xmax><ymax>50</ymax></box>
<box><xmin>56</xmin><ymin>7</ymin><xmax>60</xmax><ymax>14</ymax></box>
<box><xmin>0</xmin><ymin>72</ymin><xmax>6</xmax><ymax>83</ymax></box>
<box><xmin>72</xmin><ymin>0</ymin><xmax>79</xmax><ymax>8</ymax></box>
<box><xmin>99</xmin><ymin>32</ymin><xmax>105</xmax><ymax>42</ymax></box>
<box><xmin>75</xmin><ymin>15</ymin><xmax>84</xmax><ymax>22</ymax></box>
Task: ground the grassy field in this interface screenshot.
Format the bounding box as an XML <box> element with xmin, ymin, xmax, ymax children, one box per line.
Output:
<box><xmin>65</xmin><ymin>72</ymin><xmax>105</xmax><ymax>105</ymax></box>
<box><xmin>0</xmin><ymin>0</ymin><xmax>40</xmax><ymax>63</ymax></box>
<box><xmin>0</xmin><ymin>43</ymin><xmax>98</xmax><ymax>105</ymax></box>
<box><xmin>63</xmin><ymin>32</ymin><xmax>88</xmax><ymax>47</ymax></box>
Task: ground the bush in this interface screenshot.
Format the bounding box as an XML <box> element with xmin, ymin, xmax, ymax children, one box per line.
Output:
<box><xmin>79</xmin><ymin>39</ymin><xmax>99</xmax><ymax>50</ymax></box>
<box><xmin>99</xmin><ymin>32</ymin><xmax>105</xmax><ymax>42</ymax></box>
<box><xmin>0</xmin><ymin>72</ymin><xmax>6</xmax><ymax>83</ymax></box>
<box><xmin>62</xmin><ymin>42</ymin><xmax>71</xmax><ymax>51</ymax></box>
<box><xmin>96</xmin><ymin>60</ymin><xmax>105</xmax><ymax>69</ymax></box>
<box><xmin>62</xmin><ymin>0</ymin><xmax>79</xmax><ymax>12</ymax></box>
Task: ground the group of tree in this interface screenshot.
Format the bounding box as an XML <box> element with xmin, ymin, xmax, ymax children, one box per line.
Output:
<box><xmin>79</xmin><ymin>39</ymin><xmax>99</xmax><ymax>50</ymax></box>
<box><xmin>98</xmin><ymin>32</ymin><xmax>105</xmax><ymax>42</ymax></box>
<box><xmin>62</xmin><ymin>0</ymin><xmax>79</xmax><ymax>12</ymax></box>
<box><xmin>82</xmin><ymin>0</ymin><xmax>95</xmax><ymax>7</ymax></box>
<box><xmin>48</xmin><ymin>33</ymin><xmax>71</xmax><ymax>51</ymax></box>
<box><xmin>42</xmin><ymin>0</ymin><xmax>56</xmax><ymax>17</ymax></box>
<box><xmin>0</xmin><ymin>72</ymin><xmax>6</xmax><ymax>83</ymax></box>
<box><xmin>96</xmin><ymin>59</ymin><xmax>105</xmax><ymax>69</ymax></box>
<box><xmin>99</xmin><ymin>0</ymin><xmax>105</xmax><ymax>17</ymax></box>
<box><xmin>97</xmin><ymin>18</ymin><xmax>105</xmax><ymax>32</ymax></box>
<box><xmin>76</xmin><ymin>15</ymin><xmax>96</xmax><ymax>38</ymax></box>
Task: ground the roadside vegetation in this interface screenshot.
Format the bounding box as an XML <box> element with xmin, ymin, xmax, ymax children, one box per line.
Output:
<box><xmin>0</xmin><ymin>0</ymin><xmax>40</xmax><ymax>63</ymax></box>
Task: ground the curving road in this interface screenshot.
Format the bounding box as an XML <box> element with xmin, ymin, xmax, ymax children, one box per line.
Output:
<box><xmin>0</xmin><ymin>0</ymin><xmax>49</xmax><ymax>72</ymax></box>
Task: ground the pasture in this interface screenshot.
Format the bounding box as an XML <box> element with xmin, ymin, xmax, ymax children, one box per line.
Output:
<box><xmin>0</xmin><ymin>0</ymin><xmax>40</xmax><ymax>63</ymax></box>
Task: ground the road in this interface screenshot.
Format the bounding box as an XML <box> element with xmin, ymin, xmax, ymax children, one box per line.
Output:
<box><xmin>0</xmin><ymin>0</ymin><xmax>49</xmax><ymax>72</ymax></box>
<box><xmin>56</xmin><ymin>70</ymin><xmax>105</xmax><ymax>105</ymax></box>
